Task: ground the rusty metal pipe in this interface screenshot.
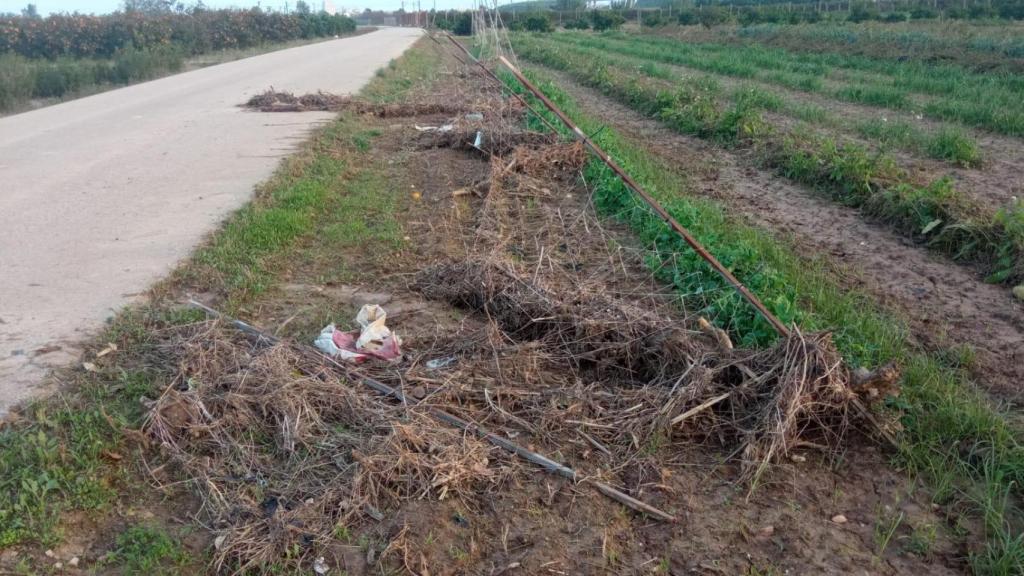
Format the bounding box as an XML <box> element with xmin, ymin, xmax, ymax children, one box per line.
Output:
<box><xmin>495</xmin><ymin>55</ymin><xmax>792</xmax><ymax>339</ymax></box>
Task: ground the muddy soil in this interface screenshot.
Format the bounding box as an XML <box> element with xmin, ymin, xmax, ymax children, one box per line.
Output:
<box><xmin>533</xmin><ymin>67</ymin><xmax>1024</xmax><ymax>405</ymax></box>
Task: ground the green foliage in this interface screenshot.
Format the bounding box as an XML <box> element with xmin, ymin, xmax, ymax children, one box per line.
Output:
<box><xmin>510</xmin><ymin>12</ymin><xmax>553</xmax><ymax>32</ymax></box>
<box><xmin>590</xmin><ymin>10</ymin><xmax>626</xmax><ymax>31</ymax></box>
<box><xmin>563</xmin><ymin>18</ymin><xmax>591</xmax><ymax>29</ymax></box>
<box><xmin>0</xmin><ymin>52</ymin><xmax>34</xmax><ymax>109</ymax></box>
<box><xmin>436</xmin><ymin>11</ymin><xmax>472</xmax><ymax>35</ymax></box>
<box><xmin>642</xmin><ymin>11</ymin><xmax>669</xmax><ymax>27</ymax></box>
<box><xmin>926</xmin><ymin>127</ymin><xmax>983</xmax><ymax>168</ymax></box>
<box><xmin>105</xmin><ymin>525</ymin><xmax>188</xmax><ymax>575</ymax></box>
<box><xmin>0</xmin><ymin>334</ymin><xmax>159</xmax><ymax>548</ymax></box>
<box><xmin>0</xmin><ymin>9</ymin><xmax>357</xmax><ymax>60</ymax></box>
<box><xmin>677</xmin><ymin>9</ymin><xmax>697</xmax><ymax>25</ymax></box>
<box><xmin>547</xmin><ymin>30</ymin><xmax>1024</xmax><ymax>138</ymax></box>
<box><xmin>848</xmin><ymin>1</ymin><xmax>881</xmax><ymax>22</ymax></box>
<box><xmin>697</xmin><ymin>5</ymin><xmax>732</xmax><ymax>27</ymax></box>
<box><xmin>834</xmin><ymin>84</ymin><xmax>908</xmax><ymax>108</ymax></box>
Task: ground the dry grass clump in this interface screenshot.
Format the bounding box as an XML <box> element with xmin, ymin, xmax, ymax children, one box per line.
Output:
<box><xmin>507</xmin><ymin>141</ymin><xmax>587</xmax><ymax>179</ymax></box>
<box><xmin>413</xmin><ymin>260</ymin><xmax>872</xmax><ymax>482</ymax></box>
<box><xmin>143</xmin><ymin>321</ymin><xmax>504</xmax><ymax>573</ymax></box>
<box><xmin>243</xmin><ymin>89</ymin><xmax>469</xmax><ymax>116</ymax></box>
<box><xmin>414</xmin><ymin>259</ymin><xmax>701</xmax><ymax>383</ymax></box>
<box><xmin>243</xmin><ymin>89</ymin><xmax>348</xmax><ymax>112</ymax></box>
<box><xmin>416</xmin><ymin>127</ymin><xmax>555</xmax><ymax>156</ymax></box>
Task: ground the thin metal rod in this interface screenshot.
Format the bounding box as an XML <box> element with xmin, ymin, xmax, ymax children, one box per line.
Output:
<box><xmin>187</xmin><ymin>300</ymin><xmax>676</xmax><ymax>522</ymax></box>
<box><xmin>495</xmin><ymin>55</ymin><xmax>792</xmax><ymax>339</ymax></box>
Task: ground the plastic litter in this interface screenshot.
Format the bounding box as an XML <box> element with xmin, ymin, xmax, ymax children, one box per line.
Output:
<box><xmin>314</xmin><ymin>304</ymin><xmax>402</xmax><ymax>363</ymax></box>
<box><xmin>414</xmin><ymin>124</ymin><xmax>454</xmax><ymax>132</ymax></box>
<box><xmin>425</xmin><ymin>356</ymin><xmax>457</xmax><ymax>370</ymax></box>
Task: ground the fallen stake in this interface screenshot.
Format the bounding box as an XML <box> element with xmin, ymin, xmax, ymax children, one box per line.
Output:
<box><xmin>670</xmin><ymin>392</ymin><xmax>731</xmax><ymax>426</ymax></box>
<box><xmin>188</xmin><ymin>299</ymin><xmax>676</xmax><ymax>522</ymax></box>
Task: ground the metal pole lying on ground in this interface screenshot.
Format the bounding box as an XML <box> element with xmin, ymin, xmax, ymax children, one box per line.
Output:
<box><xmin>494</xmin><ymin>55</ymin><xmax>792</xmax><ymax>340</ymax></box>
<box><xmin>188</xmin><ymin>300</ymin><xmax>676</xmax><ymax>522</ymax></box>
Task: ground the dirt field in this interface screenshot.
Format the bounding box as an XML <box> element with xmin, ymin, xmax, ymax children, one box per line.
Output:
<box><xmin>533</xmin><ymin>66</ymin><xmax>1024</xmax><ymax>405</ymax></box>
<box><xmin>1</xmin><ymin>35</ymin><xmax>1017</xmax><ymax>576</ymax></box>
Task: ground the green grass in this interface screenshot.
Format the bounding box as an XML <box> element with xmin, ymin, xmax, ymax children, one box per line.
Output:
<box><xmin>927</xmin><ymin>127</ymin><xmax>984</xmax><ymax>168</ymax></box>
<box><xmin>873</xmin><ymin>508</ymin><xmax>905</xmax><ymax>556</ymax></box>
<box><xmin>731</xmin><ymin>21</ymin><xmax>1024</xmax><ymax>72</ymax></box>
<box><xmin>104</xmin><ymin>524</ymin><xmax>190</xmax><ymax>575</ymax></box>
<box><xmin>0</xmin><ymin>311</ymin><xmax>181</xmax><ymax>549</ymax></box>
<box><xmin>502</xmin><ymin>65</ymin><xmax>1024</xmax><ymax>574</ymax></box>
<box><xmin>513</xmin><ymin>33</ymin><xmax>1023</xmax><ymax>285</ymax></box>
<box><xmin>190</xmin><ymin>139</ymin><xmax>349</xmax><ymax>303</ymax></box>
<box><xmin>0</xmin><ymin>45</ymin><xmax>186</xmax><ymax>113</ymax></box>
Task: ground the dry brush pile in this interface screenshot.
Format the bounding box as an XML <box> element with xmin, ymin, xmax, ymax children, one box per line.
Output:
<box><xmin>144</xmin><ymin>321</ymin><xmax>512</xmax><ymax>572</ymax></box>
<box><xmin>140</xmin><ymin>73</ymin><xmax>898</xmax><ymax>572</ymax></box>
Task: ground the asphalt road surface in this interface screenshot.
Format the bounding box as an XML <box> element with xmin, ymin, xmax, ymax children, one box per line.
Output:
<box><xmin>0</xmin><ymin>27</ymin><xmax>423</xmax><ymax>415</ymax></box>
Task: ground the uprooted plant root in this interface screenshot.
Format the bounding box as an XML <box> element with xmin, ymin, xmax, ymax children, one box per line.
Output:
<box><xmin>244</xmin><ymin>89</ymin><xmax>468</xmax><ymax>116</ymax></box>
<box><xmin>413</xmin><ymin>259</ymin><xmax>883</xmax><ymax>483</ymax></box>
<box><xmin>144</xmin><ymin>321</ymin><xmax>507</xmax><ymax>573</ymax></box>
<box><xmin>413</xmin><ymin>259</ymin><xmax>701</xmax><ymax>382</ymax></box>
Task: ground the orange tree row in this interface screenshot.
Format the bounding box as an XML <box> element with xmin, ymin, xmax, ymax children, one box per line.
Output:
<box><xmin>0</xmin><ymin>9</ymin><xmax>356</xmax><ymax>60</ymax></box>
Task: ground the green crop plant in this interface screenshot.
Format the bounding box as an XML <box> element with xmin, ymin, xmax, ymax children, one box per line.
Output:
<box><xmin>531</xmin><ymin>33</ymin><xmax>985</xmax><ymax>167</ymax></box>
<box><xmin>539</xmin><ymin>31</ymin><xmax>1024</xmax><ymax>138</ymax></box>
<box><xmin>513</xmin><ymin>33</ymin><xmax>1023</xmax><ymax>285</ymax></box>
<box><xmin>926</xmin><ymin>127</ymin><xmax>984</xmax><ymax>168</ymax></box>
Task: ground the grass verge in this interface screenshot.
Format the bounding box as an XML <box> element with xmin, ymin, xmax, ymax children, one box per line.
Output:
<box><xmin>0</xmin><ymin>38</ymin><xmax>432</xmax><ymax>573</ymax></box>
<box><xmin>501</xmin><ymin>64</ymin><xmax>1024</xmax><ymax>574</ymax></box>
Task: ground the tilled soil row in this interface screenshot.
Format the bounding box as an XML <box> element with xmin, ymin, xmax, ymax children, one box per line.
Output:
<box><xmin>531</xmin><ymin>65</ymin><xmax>1024</xmax><ymax>404</ymax></box>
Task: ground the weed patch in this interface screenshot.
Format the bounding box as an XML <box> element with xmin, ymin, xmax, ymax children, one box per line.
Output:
<box><xmin>104</xmin><ymin>524</ymin><xmax>189</xmax><ymax>575</ymax></box>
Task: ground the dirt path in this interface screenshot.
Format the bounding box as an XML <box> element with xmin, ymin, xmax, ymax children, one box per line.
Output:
<box><xmin>536</xmin><ymin>66</ymin><xmax>1024</xmax><ymax>403</ymax></box>
<box><xmin>0</xmin><ymin>27</ymin><xmax>423</xmax><ymax>416</ymax></box>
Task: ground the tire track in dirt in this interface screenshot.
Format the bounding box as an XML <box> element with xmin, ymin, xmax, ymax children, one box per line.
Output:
<box><xmin>535</xmin><ymin>66</ymin><xmax>1024</xmax><ymax>403</ymax></box>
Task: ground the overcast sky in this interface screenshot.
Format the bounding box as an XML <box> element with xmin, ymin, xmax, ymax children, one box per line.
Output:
<box><xmin>0</xmin><ymin>0</ymin><xmax>481</xmax><ymax>15</ymax></box>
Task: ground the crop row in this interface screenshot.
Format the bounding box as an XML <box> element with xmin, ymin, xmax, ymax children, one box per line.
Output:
<box><xmin>547</xmin><ymin>31</ymin><xmax>1024</xmax><ymax>138</ymax></box>
<box><xmin>735</xmin><ymin>21</ymin><xmax>1024</xmax><ymax>68</ymax></box>
<box><xmin>502</xmin><ymin>66</ymin><xmax>1024</xmax><ymax>574</ymax></box>
<box><xmin>543</xmin><ymin>33</ymin><xmax>983</xmax><ymax>168</ymax></box>
<box><xmin>513</xmin><ymin>34</ymin><xmax>1024</xmax><ymax>285</ymax></box>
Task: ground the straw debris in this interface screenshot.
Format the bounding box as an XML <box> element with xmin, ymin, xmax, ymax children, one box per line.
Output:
<box><xmin>143</xmin><ymin>321</ymin><xmax>505</xmax><ymax>573</ymax></box>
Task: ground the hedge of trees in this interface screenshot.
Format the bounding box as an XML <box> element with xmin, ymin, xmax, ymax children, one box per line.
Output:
<box><xmin>640</xmin><ymin>0</ymin><xmax>1024</xmax><ymax>24</ymax></box>
<box><xmin>0</xmin><ymin>8</ymin><xmax>357</xmax><ymax>60</ymax></box>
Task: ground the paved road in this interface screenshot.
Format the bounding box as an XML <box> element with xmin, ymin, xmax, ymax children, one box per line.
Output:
<box><xmin>0</xmin><ymin>27</ymin><xmax>423</xmax><ymax>414</ymax></box>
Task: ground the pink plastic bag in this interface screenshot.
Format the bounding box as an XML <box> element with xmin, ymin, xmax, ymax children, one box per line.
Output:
<box><xmin>314</xmin><ymin>304</ymin><xmax>402</xmax><ymax>363</ymax></box>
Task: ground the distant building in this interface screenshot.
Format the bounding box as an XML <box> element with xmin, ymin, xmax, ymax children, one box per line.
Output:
<box><xmin>322</xmin><ymin>0</ymin><xmax>337</xmax><ymax>14</ymax></box>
